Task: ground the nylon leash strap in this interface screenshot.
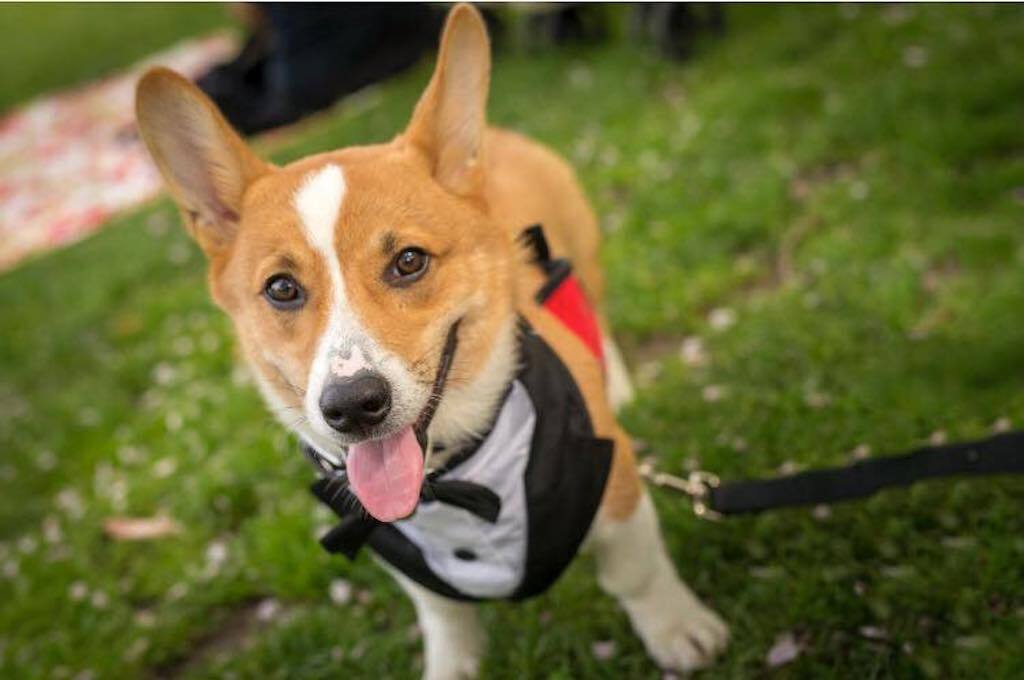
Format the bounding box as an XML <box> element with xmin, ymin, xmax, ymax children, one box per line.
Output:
<box><xmin>641</xmin><ymin>430</ymin><xmax>1024</xmax><ymax>519</ymax></box>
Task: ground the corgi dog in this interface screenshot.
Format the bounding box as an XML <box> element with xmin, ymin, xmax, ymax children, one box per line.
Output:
<box><xmin>135</xmin><ymin>4</ymin><xmax>727</xmax><ymax>677</ymax></box>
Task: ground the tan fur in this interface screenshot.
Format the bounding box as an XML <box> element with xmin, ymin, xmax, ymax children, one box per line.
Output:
<box><xmin>136</xmin><ymin>4</ymin><xmax>640</xmax><ymax>518</ymax></box>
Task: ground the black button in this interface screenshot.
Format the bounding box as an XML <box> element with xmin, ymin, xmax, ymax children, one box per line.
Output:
<box><xmin>454</xmin><ymin>548</ymin><xmax>477</xmax><ymax>561</ymax></box>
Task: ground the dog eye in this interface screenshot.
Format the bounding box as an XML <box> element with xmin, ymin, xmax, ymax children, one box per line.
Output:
<box><xmin>387</xmin><ymin>248</ymin><xmax>430</xmax><ymax>285</ymax></box>
<box><xmin>263</xmin><ymin>274</ymin><xmax>305</xmax><ymax>309</ymax></box>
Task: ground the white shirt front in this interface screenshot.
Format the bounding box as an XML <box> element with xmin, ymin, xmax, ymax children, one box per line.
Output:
<box><xmin>393</xmin><ymin>381</ymin><xmax>535</xmax><ymax>599</ymax></box>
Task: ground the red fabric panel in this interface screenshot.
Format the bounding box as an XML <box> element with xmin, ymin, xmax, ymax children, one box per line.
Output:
<box><xmin>543</xmin><ymin>275</ymin><xmax>604</xmax><ymax>362</ymax></box>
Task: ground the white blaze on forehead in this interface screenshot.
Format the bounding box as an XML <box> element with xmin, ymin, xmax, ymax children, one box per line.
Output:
<box><xmin>289</xmin><ymin>161</ymin><xmax>426</xmax><ymax>455</ymax></box>
<box><xmin>294</xmin><ymin>162</ymin><xmax>353</xmax><ymax>450</ymax></box>
<box><xmin>295</xmin><ymin>163</ymin><xmax>345</xmax><ymax>256</ymax></box>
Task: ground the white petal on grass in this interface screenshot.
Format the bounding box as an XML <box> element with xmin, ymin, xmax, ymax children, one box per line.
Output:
<box><xmin>903</xmin><ymin>45</ymin><xmax>929</xmax><ymax>68</ymax></box>
<box><xmin>766</xmin><ymin>632</ymin><xmax>803</xmax><ymax>667</ymax></box>
<box><xmin>708</xmin><ymin>307</ymin><xmax>736</xmax><ymax>331</ymax></box>
<box><xmin>205</xmin><ymin>540</ymin><xmax>228</xmax><ymax>568</ymax></box>
<box><xmin>679</xmin><ymin>336</ymin><xmax>708</xmax><ymax>367</ymax></box>
<box><xmin>152</xmin><ymin>362</ymin><xmax>177</xmax><ymax>386</ymax></box>
<box><xmin>777</xmin><ymin>460</ymin><xmax>801</xmax><ymax>475</ymax></box>
<box><xmin>167</xmin><ymin>582</ymin><xmax>188</xmax><ymax>600</ymax></box>
<box><xmin>90</xmin><ymin>591</ymin><xmax>109</xmax><ymax>609</ymax></box>
<box><xmin>56</xmin><ymin>488</ymin><xmax>86</xmax><ymax>519</ymax></box>
<box><xmin>993</xmin><ymin>417</ymin><xmax>1012</xmax><ymax>433</ymax></box>
<box><xmin>929</xmin><ymin>430</ymin><xmax>948</xmax><ymax>445</ymax></box>
<box><xmin>812</xmin><ymin>504</ymin><xmax>832</xmax><ymax>521</ymax></box>
<box><xmin>69</xmin><ymin>581</ymin><xmax>89</xmax><ymax>601</ymax></box>
<box><xmin>117</xmin><ymin>445</ymin><xmax>143</xmax><ymax>465</ymax></box>
<box><xmin>256</xmin><ymin>598</ymin><xmax>280</xmax><ymax>622</ymax></box>
<box><xmin>850</xmin><ymin>444</ymin><xmax>872</xmax><ymax>461</ymax></box>
<box><xmin>954</xmin><ymin>635</ymin><xmax>988</xmax><ymax>650</ymax></box>
<box><xmin>134</xmin><ymin>610</ymin><xmax>156</xmax><ymax>628</ymax></box>
<box><xmin>804</xmin><ymin>390</ymin><xmax>831</xmax><ymax>409</ymax></box>
<box><xmin>329</xmin><ymin>579</ymin><xmax>353</xmax><ymax>605</ymax></box>
<box><xmin>591</xmin><ymin>640</ymin><xmax>617</xmax><ymax>661</ymax></box>
<box><xmin>164</xmin><ymin>412</ymin><xmax>184</xmax><ymax>433</ymax></box>
<box><xmin>859</xmin><ymin>625</ymin><xmax>888</xmax><ymax>640</ymax></box>
<box><xmin>882</xmin><ymin>4</ymin><xmax>914</xmax><ymax>25</ymax></box>
<box><xmin>17</xmin><ymin>535</ymin><xmax>38</xmax><ymax>554</ymax></box>
<box><xmin>153</xmin><ymin>458</ymin><xmax>178</xmax><ymax>478</ymax></box>
<box><xmin>35</xmin><ymin>450</ymin><xmax>57</xmax><ymax>471</ymax></box>
<box><xmin>124</xmin><ymin>637</ymin><xmax>149</xmax><ymax>662</ymax></box>
<box><xmin>702</xmin><ymin>385</ymin><xmax>726</xmax><ymax>403</ymax></box>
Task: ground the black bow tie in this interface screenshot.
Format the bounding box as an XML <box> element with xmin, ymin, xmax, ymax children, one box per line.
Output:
<box><xmin>304</xmin><ymin>444</ymin><xmax>501</xmax><ymax>559</ymax></box>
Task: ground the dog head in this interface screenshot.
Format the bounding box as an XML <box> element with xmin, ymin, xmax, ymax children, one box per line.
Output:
<box><xmin>136</xmin><ymin>5</ymin><xmax>517</xmax><ymax>521</ymax></box>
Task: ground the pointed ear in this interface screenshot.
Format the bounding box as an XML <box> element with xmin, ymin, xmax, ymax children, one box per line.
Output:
<box><xmin>404</xmin><ymin>3</ymin><xmax>490</xmax><ymax>198</ymax></box>
<box><xmin>135</xmin><ymin>67</ymin><xmax>268</xmax><ymax>255</ymax></box>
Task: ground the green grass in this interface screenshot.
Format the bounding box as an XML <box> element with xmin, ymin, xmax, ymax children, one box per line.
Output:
<box><xmin>3</xmin><ymin>4</ymin><xmax>1024</xmax><ymax>678</ymax></box>
<box><xmin>0</xmin><ymin>3</ymin><xmax>231</xmax><ymax>112</ymax></box>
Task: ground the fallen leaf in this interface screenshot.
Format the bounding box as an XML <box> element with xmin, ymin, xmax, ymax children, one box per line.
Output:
<box><xmin>103</xmin><ymin>516</ymin><xmax>182</xmax><ymax>541</ymax></box>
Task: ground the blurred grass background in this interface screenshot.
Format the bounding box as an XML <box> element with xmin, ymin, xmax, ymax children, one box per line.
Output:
<box><xmin>0</xmin><ymin>3</ymin><xmax>230</xmax><ymax>113</ymax></box>
<box><xmin>1</xmin><ymin>3</ymin><xmax>1024</xmax><ymax>679</ymax></box>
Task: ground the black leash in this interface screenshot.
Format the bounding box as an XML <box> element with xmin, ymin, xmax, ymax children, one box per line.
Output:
<box><xmin>641</xmin><ymin>429</ymin><xmax>1024</xmax><ymax>519</ymax></box>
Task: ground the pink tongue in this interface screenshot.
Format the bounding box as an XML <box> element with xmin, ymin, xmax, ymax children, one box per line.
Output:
<box><xmin>346</xmin><ymin>426</ymin><xmax>424</xmax><ymax>522</ymax></box>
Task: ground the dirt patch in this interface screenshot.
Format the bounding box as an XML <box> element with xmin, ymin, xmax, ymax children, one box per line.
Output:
<box><xmin>150</xmin><ymin>600</ymin><xmax>269</xmax><ymax>679</ymax></box>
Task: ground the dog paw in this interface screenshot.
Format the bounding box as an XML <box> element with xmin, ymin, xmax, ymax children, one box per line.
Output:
<box><xmin>637</xmin><ymin>599</ymin><xmax>729</xmax><ymax>673</ymax></box>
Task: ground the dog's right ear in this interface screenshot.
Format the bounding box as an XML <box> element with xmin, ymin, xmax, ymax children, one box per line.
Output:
<box><xmin>403</xmin><ymin>3</ymin><xmax>491</xmax><ymax>199</ymax></box>
<box><xmin>135</xmin><ymin>68</ymin><xmax>269</xmax><ymax>257</ymax></box>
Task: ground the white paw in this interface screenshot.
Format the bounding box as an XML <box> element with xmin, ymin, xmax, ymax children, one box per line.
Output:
<box><xmin>636</xmin><ymin>599</ymin><xmax>729</xmax><ymax>673</ymax></box>
<box><xmin>423</xmin><ymin>656</ymin><xmax>480</xmax><ymax>680</ymax></box>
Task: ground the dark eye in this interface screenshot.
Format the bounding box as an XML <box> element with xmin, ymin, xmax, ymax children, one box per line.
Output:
<box><xmin>263</xmin><ymin>274</ymin><xmax>305</xmax><ymax>309</ymax></box>
<box><xmin>387</xmin><ymin>248</ymin><xmax>430</xmax><ymax>285</ymax></box>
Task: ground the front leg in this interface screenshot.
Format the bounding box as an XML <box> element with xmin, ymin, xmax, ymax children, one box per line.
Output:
<box><xmin>387</xmin><ymin>567</ymin><xmax>485</xmax><ymax>680</ymax></box>
<box><xmin>589</xmin><ymin>492</ymin><xmax>729</xmax><ymax>672</ymax></box>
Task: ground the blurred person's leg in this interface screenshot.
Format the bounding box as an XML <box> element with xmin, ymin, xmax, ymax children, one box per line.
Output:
<box><xmin>200</xmin><ymin>3</ymin><xmax>440</xmax><ymax>135</ymax></box>
<box><xmin>196</xmin><ymin>4</ymin><xmax>272</xmax><ymax>127</ymax></box>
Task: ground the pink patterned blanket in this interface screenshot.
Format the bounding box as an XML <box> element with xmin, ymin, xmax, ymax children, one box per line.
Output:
<box><xmin>0</xmin><ymin>34</ymin><xmax>236</xmax><ymax>271</ymax></box>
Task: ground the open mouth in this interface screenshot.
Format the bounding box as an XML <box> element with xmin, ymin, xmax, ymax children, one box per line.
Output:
<box><xmin>340</xmin><ymin>320</ymin><xmax>461</xmax><ymax>522</ymax></box>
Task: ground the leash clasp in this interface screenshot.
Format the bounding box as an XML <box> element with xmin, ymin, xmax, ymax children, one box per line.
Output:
<box><xmin>639</xmin><ymin>460</ymin><xmax>722</xmax><ymax>520</ymax></box>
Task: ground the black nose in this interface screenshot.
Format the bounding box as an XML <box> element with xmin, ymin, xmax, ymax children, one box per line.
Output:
<box><xmin>319</xmin><ymin>372</ymin><xmax>392</xmax><ymax>434</ymax></box>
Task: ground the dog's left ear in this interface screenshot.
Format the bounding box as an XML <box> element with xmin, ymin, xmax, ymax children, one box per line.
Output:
<box><xmin>404</xmin><ymin>3</ymin><xmax>490</xmax><ymax>199</ymax></box>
